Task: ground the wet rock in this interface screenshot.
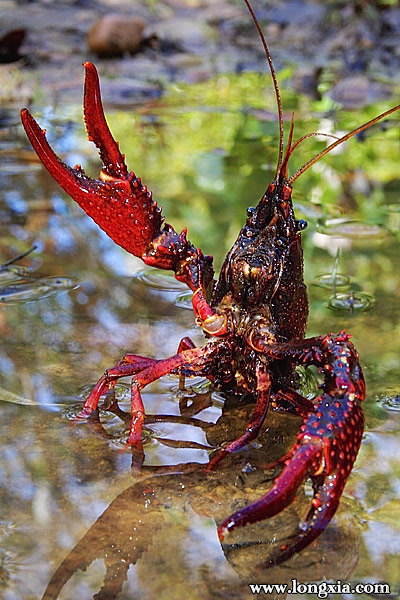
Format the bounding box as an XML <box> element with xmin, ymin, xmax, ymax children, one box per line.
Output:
<box><xmin>203</xmin><ymin>2</ymin><xmax>243</xmax><ymax>25</ymax></box>
<box><xmin>87</xmin><ymin>15</ymin><xmax>145</xmax><ymax>58</ymax></box>
<box><xmin>268</xmin><ymin>0</ymin><xmax>326</xmax><ymax>27</ymax></box>
<box><xmin>328</xmin><ymin>74</ymin><xmax>391</xmax><ymax>109</ymax></box>
<box><xmin>382</xmin><ymin>7</ymin><xmax>400</xmax><ymax>34</ymax></box>
<box><xmin>0</xmin><ymin>28</ymin><xmax>25</xmax><ymax>64</ymax></box>
<box><xmin>95</xmin><ymin>74</ymin><xmax>163</xmax><ymax>106</ymax></box>
<box><xmin>292</xmin><ymin>66</ymin><xmax>323</xmax><ymax>100</ymax></box>
<box><xmin>165</xmin><ymin>52</ymin><xmax>203</xmax><ymax>71</ymax></box>
<box><xmin>0</xmin><ymin>64</ymin><xmax>32</xmax><ymax>105</ymax></box>
<box><xmin>154</xmin><ymin>17</ymin><xmax>210</xmax><ymax>52</ymax></box>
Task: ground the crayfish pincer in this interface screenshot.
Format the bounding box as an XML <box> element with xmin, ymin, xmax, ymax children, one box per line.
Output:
<box><xmin>21</xmin><ymin>0</ymin><xmax>399</xmax><ymax>567</ymax></box>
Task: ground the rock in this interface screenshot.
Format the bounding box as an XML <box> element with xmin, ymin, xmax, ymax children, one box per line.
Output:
<box><xmin>0</xmin><ymin>28</ymin><xmax>25</xmax><ymax>64</ymax></box>
<box><xmin>328</xmin><ymin>75</ymin><xmax>391</xmax><ymax>109</ymax></box>
<box><xmin>154</xmin><ymin>17</ymin><xmax>209</xmax><ymax>52</ymax></box>
<box><xmin>87</xmin><ymin>15</ymin><xmax>145</xmax><ymax>58</ymax></box>
<box><xmin>292</xmin><ymin>66</ymin><xmax>322</xmax><ymax>100</ymax></box>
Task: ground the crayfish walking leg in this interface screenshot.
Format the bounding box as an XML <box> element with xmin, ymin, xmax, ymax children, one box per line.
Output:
<box><xmin>76</xmin><ymin>343</ymin><xmax>219</xmax><ymax>451</ymax></box>
<box><xmin>207</xmin><ymin>364</ymin><xmax>272</xmax><ymax>471</ymax></box>
<box><xmin>125</xmin><ymin>346</ymin><xmax>209</xmax><ymax>447</ymax></box>
<box><xmin>218</xmin><ymin>332</ymin><xmax>365</xmax><ymax>567</ymax></box>
<box><xmin>76</xmin><ymin>337</ymin><xmax>197</xmax><ymax>419</ymax></box>
<box><xmin>76</xmin><ymin>354</ymin><xmax>158</xmax><ymax>420</ymax></box>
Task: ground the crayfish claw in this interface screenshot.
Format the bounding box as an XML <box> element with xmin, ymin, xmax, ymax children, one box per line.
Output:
<box><xmin>217</xmin><ymin>444</ymin><xmax>318</xmax><ymax>542</ymax></box>
<box><xmin>83</xmin><ymin>62</ymin><xmax>128</xmax><ymax>180</ymax></box>
<box><xmin>218</xmin><ymin>331</ymin><xmax>365</xmax><ymax>566</ymax></box>
<box><xmin>20</xmin><ymin>108</ymin><xmax>91</xmax><ymax>200</ymax></box>
<box><xmin>21</xmin><ymin>97</ymin><xmax>163</xmax><ymax>258</ymax></box>
<box><xmin>217</xmin><ymin>439</ymin><xmax>352</xmax><ymax>568</ymax></box>
<box><xmin>260</xmin><ymin>474</ymin><xmax>346</xmax><ymax>568</ymax></box>
<box><xmin>262</xmin><ymin>469</ymin><xmax>345</xmax><ymax>567</ymax></box>
<box><xmin>22</xmin><ymin>64</ymin><xmax>225</xmax><ymax>333</ymax></box>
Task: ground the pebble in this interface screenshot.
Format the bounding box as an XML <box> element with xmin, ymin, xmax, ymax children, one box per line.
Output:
<box><xmin>87</xmin><ymin>15</ymin><xmax>146</xmax><ymax>58</ymax></box>
<box><xmin>329</xmin><ymin>75</ymin><xmax>390</xmax><ymax>109</ymax></box>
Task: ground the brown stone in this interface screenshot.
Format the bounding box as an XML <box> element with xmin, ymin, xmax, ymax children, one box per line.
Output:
<box><xmin>87</xmin><ymin>15</ymin><xmax>145</xmax><ymax>58</ymax></box>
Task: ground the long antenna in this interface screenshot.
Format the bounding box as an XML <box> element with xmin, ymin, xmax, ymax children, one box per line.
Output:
<box><xmin>243</xmin><ymin>0</ymin><xmax>284</xmax><ymax>179</ymax></box>
<box><xmin>289</xmin><ymin>131</ymin><xmax>340</xmax><ymax>154</ymax></box>
<box><xmin>279</xmin><ymin>113</ymin><xmax>295</xmax><ymax>179</ymax></box>
<box><xmin>289</xmin><ymin>103</ymin><xmax>400</xmax><ymax>184</ymax></box>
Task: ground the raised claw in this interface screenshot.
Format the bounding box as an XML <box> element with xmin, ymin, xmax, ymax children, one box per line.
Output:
<box><xmin>20</xmin><ymin>64</ymin><xmax>162</xmax><ymax>258</ymax></box>
<box><xmin>218</xmin><ymin>332</ymin><xmax>365</xmax><ymax>567</ymax></box>
<box><xmin>21</xmin><ymin>63</ymin><xmax>227</xmax><ymax>332</ymax></box>
<box><xmin>82</xmin><ymin>61</ymin><xmax>129</xmax><ymax>180</ymax></box>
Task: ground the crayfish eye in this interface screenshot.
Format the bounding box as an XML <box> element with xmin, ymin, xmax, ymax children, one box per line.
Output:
<box><xmin>296</xmin><ymin>219</ymin><xmax>308</xmax><ymax>231</ymax></box>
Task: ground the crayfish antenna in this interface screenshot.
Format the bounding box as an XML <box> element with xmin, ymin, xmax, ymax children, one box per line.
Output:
<box><xmin>242</xmin><ymin>0</ymin><xmax>284</xmax><ymax>179</ymax></box>
<box><xmin>278</xmin><ymin>113</ymin><xmax>295</xmax><ymax>181</ymax></box>
<box><xmin>289</xmin><ymin>102</ymin><xmax>400</xmax><ymax>183</ymax></box>
<box><xmin>275</xmin><ymin>115</ymin><xmax>341</xmax><ymax>182</ymax></box>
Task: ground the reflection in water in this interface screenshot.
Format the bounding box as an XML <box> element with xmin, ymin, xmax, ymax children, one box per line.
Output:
<box><xmin>134</xmin><ymin>268</ymin><xmax>186</xmax><ymax>292</ymax></box>
<box><xmin>0</xmin><ymin>245</ymin><xmax>78</xmax><ymax>305</ymax></box>
<box><xmin>314</xmin><ymin>272</ymin><xmax>350</xmax><ymax>290</ymax></box>
<box><xmin>317</xmin><ymin>220</ymin><xmax>387</xmax><ymax>240</ymax></box>
<box><xmin>175</xmin><ymin>289</ymin><xmax>194</xmax><ymax>311</ymax></box>
<box><xmin>313</xmin><ymin>247</ymin><xmax>350</xmax><ymax>292</ymax></box>
<box><xmin>0</xmin><ymin>275</ymin><xmax>78</xmax><ymax>305</ymax></box>
<box><xmin>42</xmin><ymin>401</ymin><xmax>362</xmax><ymax>600</ymax></box>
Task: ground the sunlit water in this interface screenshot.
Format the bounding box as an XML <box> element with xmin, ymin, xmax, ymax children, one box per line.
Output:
<box><xmin>0</xmin><ymin>73</ymin><xmax>399</xmax><ymax>599</ymax></box>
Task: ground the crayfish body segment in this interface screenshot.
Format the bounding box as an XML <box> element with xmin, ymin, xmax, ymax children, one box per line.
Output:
<box><xmin>20</xmin><ymin>0</ymin><xmax>399</xmax><ymax>567</ymax></box>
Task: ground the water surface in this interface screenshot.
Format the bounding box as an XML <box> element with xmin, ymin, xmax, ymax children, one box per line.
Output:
<box><xmin>0</xmin><ymin>73</ymin><xmax>399</xmax><ymax>599</ymax></box>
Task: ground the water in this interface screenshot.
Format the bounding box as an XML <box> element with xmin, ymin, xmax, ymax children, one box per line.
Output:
<box><xmin>0</xmin><ymin>73</ymin><xmax>399</xmax><ymax>599</ymax></box>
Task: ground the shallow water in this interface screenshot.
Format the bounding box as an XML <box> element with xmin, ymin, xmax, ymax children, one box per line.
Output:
<box><xmin>0</xmin><ymin>74</ymin><xmax>399</xmax><ymax>599</ymax></box>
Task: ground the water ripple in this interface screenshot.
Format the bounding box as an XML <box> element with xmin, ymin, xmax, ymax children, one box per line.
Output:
<box><xmin>318</xmin><ymin>219</ymin><xmax>387</xmax><ymax>239</ymax></box>
<box><xmin>314</xmin><ymin>273</ymin><xmax>351</xmax><ymax>289</ymax></box>
<box><xmin>134</xmin><ymin>268</ymin><xmax>186</xmax><ymax>291</ymax></box>
<box><xmin>377</xmin><ymin>394</ymin><xmax>400</xmax><ymax>412</ymax></box>
<box><xmin>0</xmin><ymin>276</ymin><xmax>78</xmax><ymax>304</ymax></box>
<box><xmin>0</xmin><ymin>265</ymin><xmax>32</xmax><ymax>284</ymax></box>
<box><xmin>328</xmin><ymin>291</ymin><xmax>376</xmax><ymax>312</ymax></box>
<box><xmin>174</xmin><ymin>290</ymin><xmax>193</xmax><ymax>310</ymax></box>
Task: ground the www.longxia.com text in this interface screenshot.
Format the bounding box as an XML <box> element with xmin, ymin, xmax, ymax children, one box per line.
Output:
<box><xmin>249</xmin><ymin>579</ymin><xmax>391</xmax><ymax>598</ymax></box>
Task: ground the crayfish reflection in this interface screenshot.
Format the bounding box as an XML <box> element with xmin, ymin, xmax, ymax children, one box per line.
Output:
<box><xmin>42</xmin><ymin>390</ymin><xmax>361</xmax><ymax>600</ymax></box>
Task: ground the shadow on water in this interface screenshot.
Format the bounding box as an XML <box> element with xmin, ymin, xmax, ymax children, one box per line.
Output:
<box><xmin>41</xmin><ymin>404</ymin><xmax>362</xmax><ymax>600</ymax></box>
<box><xmin>0</xmin><ymin>71</ymin><xmax>399</xmax><ymax>598</ymax></box>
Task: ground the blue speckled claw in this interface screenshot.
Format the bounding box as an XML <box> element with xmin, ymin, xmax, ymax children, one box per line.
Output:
<box><xmin>218</xmin><ymin>333</ymin><xmax>365</xmax><ymax>566</ymax></box>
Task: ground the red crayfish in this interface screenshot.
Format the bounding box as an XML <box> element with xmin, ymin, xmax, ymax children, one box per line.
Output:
<box><xmin>21</xmin><ymin>0</ymin><xmax>400</xmax><ymax>567</ymax></box>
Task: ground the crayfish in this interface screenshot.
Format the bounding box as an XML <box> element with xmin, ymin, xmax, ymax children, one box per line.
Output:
<box><xmin>20</xmin><ymin>0</ymin><xmax>400</xmax><ymax>567</ymax></box>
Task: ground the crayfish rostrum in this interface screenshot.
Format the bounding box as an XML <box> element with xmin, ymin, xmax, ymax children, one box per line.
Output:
<box><xmin>21</xmin><ymin>0</ymin><xmax>400</xmax><ymax>567</ymax></box>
